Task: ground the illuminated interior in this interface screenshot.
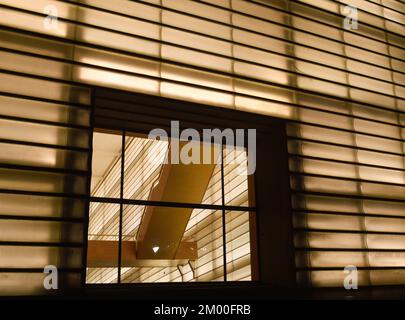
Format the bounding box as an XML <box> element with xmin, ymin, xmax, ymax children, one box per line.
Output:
<box><xmin>86</xmin><ymin>131</ymin><xmax>254</xmax><ymax>283</ymax></box>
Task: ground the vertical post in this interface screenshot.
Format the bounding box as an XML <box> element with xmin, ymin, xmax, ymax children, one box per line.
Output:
<box><xmin>118</xmin><ymin>130</ymin><xmax>125</xmax><ymax>283</ymax></box>
<box><xmin>221</xmin><ymin>139</ymin><xmax>227</xmax><ymax>282</ymax></box>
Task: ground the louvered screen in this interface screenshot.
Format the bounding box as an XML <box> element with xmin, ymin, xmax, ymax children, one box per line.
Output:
<box><xmin>0</xmin><ymin>0</ymin><xmax>404</xmax><ymax>292</ymax></box>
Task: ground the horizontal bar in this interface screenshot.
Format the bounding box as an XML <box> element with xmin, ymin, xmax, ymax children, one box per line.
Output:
<box><xmin>294</xmin><ymin>227</ymin><xmax>405</xmax><ymax>236</ymax></box>
<box><xmin>0</xmin><ymin>214</ymin><xmax>84</xmax><ymax>223</ymax></box>
<box><xmin>293</xmin><ymin>209</ymin><xmax>405</xmax><ymax>221</ymax></box>
<box><xmin>0</xmin><ymin>113</ymin><xmax>90</xmax><ymax>130</ymax></box>
<box><xmin>290</xmin><ymin>171</ymin><xmax>405</xmax><ymax>187</ymax></box>
<box><xmin>0</xmin><ymin>163</ymin><xmax>88</xmax><ymax>176</ymax></box>
<box><xmin>0</xmin><ymin>241</ymin><xmax>83</xmax><ymax>248</ymax></box>
<box><xmin>292</xmin><ymin>190</ymin><xmax>405</xmax><ymax>203</ymax></box>
<box><xmin>0</xmin><ymin>138</ymin><xmax>89</xmax><ymax>153</ymax></box>
<box><xmin>287</xmin><ymin>136</ymin><xmax>405</xmax><ymax>157</ymax></box>
<box><xmin>289</xmin><ymin>153</ymin><xmax>405</xmax><ymax>173</ymax></box>
<box><xmin>90</xmin><ymin>196</ymin><xmax>255</xmax><ymax>212</ymax></box>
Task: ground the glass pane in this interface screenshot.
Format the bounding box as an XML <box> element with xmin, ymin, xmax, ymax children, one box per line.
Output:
<box><xmin>120</xmin><ymin>205</ymin><xmax>225</xmax><ymax>283</ymax></box>
<box><xmin>86</xmin><ymin>202</ymin><xmax>120</xmax><ymax>283</ymax></box>
<box><xmin>225</xmin><ymin>211</ymin><xmax>255</xmax><ymax>281</ymax></box>
<box><xmin>123</xmin><ymin>133</ymin><xmax>222</xmax><ymax>205</ymax></box>
<box><xmin>91</xmin><ymin>131</ymin><xmax>122</xmax><ymax>198</ymax></box>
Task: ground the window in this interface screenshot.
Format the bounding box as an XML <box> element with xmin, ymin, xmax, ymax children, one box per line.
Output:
<box><xmin>86</xmin><ymin>129</ymin><xmax>257</xmax><ymax>283</ymax></box>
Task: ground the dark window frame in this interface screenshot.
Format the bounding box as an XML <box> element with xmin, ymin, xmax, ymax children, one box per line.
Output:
<box><xmin>83</xmin><ymin>87</ymin><xmax>294</xmax><ymax>295</ymax></box>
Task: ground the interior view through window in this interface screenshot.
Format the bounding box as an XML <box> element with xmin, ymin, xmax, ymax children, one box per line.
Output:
<box><xmin>86</xmin><ymin>129</ymin><xmax>256</xmax><ymax>283</ymax></box>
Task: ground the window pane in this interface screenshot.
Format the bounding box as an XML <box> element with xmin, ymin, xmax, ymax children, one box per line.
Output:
<box><xmin>121</xmin><ymin>206</ymin><xmax>225</xmax><ymax>283</ymax></box>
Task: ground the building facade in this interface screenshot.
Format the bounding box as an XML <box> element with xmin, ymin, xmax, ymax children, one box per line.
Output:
<box><xmin>0</xmin><ymin>0</ymin><xmax>404</xmax><ymax>297</ymax></box>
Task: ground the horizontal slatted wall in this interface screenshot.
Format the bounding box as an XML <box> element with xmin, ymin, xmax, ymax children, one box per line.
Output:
<box><xmin>0</xmin><ymin>0</ymin><xmax>404</xmax><ymax>290</ymax></box>
<box><xmin>0</xmin><ymin>0</ymin><xmax>92</xmax><ymax>294</ymax></box>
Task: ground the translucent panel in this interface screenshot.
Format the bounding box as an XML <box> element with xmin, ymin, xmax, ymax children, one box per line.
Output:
<box><xmin>294</xmin><ymin>61</ymin><xmax>347</xmax><ymax>84</ymax></box>
<box><xmin>0</xmin><ymin>73</ymin><xmax>91</xmax><ymax>104</ymax></box>
<box><xmin>233</xmin><ymin>13</ymin><xmax>287</xmax><ymax>40</ymax></box>
<box><xmin>162</xmin><ymin>27</ymin><xmax>231</xmax><ymax>56</ymax></box>
<box><xmin>295</xmin><ymin>231</ymin><xmax>365</xmax><ymax>249</ymax></box>
<box><xmin>288</xmin><ymin>140</ymin><xmax>356</xmax><ymax>162</ymax></box>
<box><xmin>294</xmin><ymin>46</ymin><xmax>346</xmax><ymax>69</ymax></box>
<box><xmin>292</xmin><ymin>194</ymin><xmax>362</xmax><ymax>213</ymax></box>
<box><xmin>346</xmin><ymin>46</ymin><xmax>390</xmax><ymax>68</ymax></box>
<box><xmin>294</xmin><ymin>32</ymin><xmax>344</xmax><ymax>55</ymax></box>
<box><xmin>349</xmin><ymin>75</ymin><xmax>394</xmax><ymax>95</ymax></box>
<box><xmin>288</xmin><ymin>124</ymin><xmax>355</xmax><ymax>146</ymax></box>
<box><xmin>232</xmin><ymin>0</ymin><xmax>285</xmax><ymax>24</ymax></box>
<box><xmin>0</xmin><ymin>246</ymin><xmax>82</xmax><ymax>268</ymax></box>
<box><xmin>0</xmin><ymin>220</ymin><xmax>83</xmax><ymax>243</ymax></box>
<box><xmin>297</xmin><ymin>76</ymin><xmax>348</xmax><ymax>97</ymax></box>
<box><xmin>356</xmin><ymin>133</ymin><xmax>403</xmax><ymax>153</ymax></box>
<box><xmin>1</xmin><ymin>7</ymin><xmax>71</xmax><ymax>38</ymax></box>
<box><xmin>162</xmin><ymin>44</ymin><xmax>232</xmax><ymax>72</ymax></box>
<box><xmin>235</xmin><ymin>79</ymin><xmax>293</xmax><ymax>104</ymax></box>
<box><xmin>292</xmin><ymin>16</ymin><xmax>341</xmax><ymax>40</ymax></box>
<box><xmin>0</xmin><ymin>168</ymin><xmax>86</xmax><ymax>194</ymax></box>
<box><xmin>75</xmin><ymin>66</ymin><xmax>159</xmax><ymax>95</ymax></box>
<box><xmin>75</xmin><ymin>47</ymin><xmax>160</xmax><ymax>78</ymax></box>
<box><xmin>0</xmin><ymin>30</ymin><xmax>72</xmax><ymax>58</ymax></box>
<box><xmin>295</xmin><ymin>92</ymin><xmax>350</xmax><ymax>115</ymax></box>
<box><xmin>357</xmin><ymin>149</ymin><xmax>404</xmax><ymax>169</ymax></box>
<box><xmin>362</xmin><ymin>182</ymin><xmax>405</xmax><ymax>200</ymax></box>
<box><xmin>81</xmin><ymin>0</ymin><xmax>160</xmax><ymax>21</ymax></box>
<box><xmin>347</xmin><ymin>60</ymin><xmax>392</xmax><ymax>82</ymax></box>
<box><xmin>234</xmin><ymin>45</ymin><xmax>290</xmax><ymax>70</ymax></box>
<box><xmin>0</xmin><ymin>95</ymin><xmax>90</xmax><ymax>126</ymax></box>
<box><xmin>0</xmin><ymin>119</ymin><xmax>89</xmax><ymax>148</ymax></box>
<box><xmin>297</xmin><ymin>108</ymin><xmax>352</xmax><ymax>129</ymax></box>
<box><xmin>0</xmin><ymin>143</ymin><xmax>88</xmax><ymax>170</ymax></box>
<box><xmin>352</xmin><ymin>103</ymin><xmax>399</xmax><ymax>125</ymax></box>
<box><xmin>294</xmin><ymin>213</ymin><xmax>405</xmax><ymax>233</ymax></box>
<box><xmin>161</xmin><ymin>64</ymin><xmax>233</xmax><ymax>91</ymax></box>
<box><xmin>162</xmin><ymin>10</ymin><xmax>231</xmax><ymax>39</ymax></box>
<box><xmin>363</xmin><ymin>200</ymin><xmax>405</xmax><ymax>217</ymax></box>
<box><xmin>297</xmin><ymin>0</ymin><xmax>340</xmax><ymax>12</ymax></box>
<box><xmin>294</xmin><ymin>158</ymin><xmax>357</xmax><ymax>179</ymax></box>
<box><xmin>0</xmin><ymin>273</ymin><xmax>50</xmax><ymax>296</ymax></box>
<box><xmin>161</xmin><ymin>82</ymin><xmax>234</xmax><ymax>108</ymax></box>
<box><xmin>359</xmin><ymin>166</ymin><xmax>404</xmax><ymax>184</ymax></box>
<box><xmin>234</xmin><ymin>29</ymin><xmax>290</xmax><ymax>55</ymax></box>
<box><xmin>225</xmin><ymin>211</ymin><xmax>253</xmax><ymax>281</ymax></box>
<box><xmin>91</xmin><ymin>131</ymin><xmax>122</xmax><ymax>198</ymax></box>
<box><xmin>0</xmin><ymin>50</ymin><xmax>71</xmax><ymax>80</ymax></box>
<box><xmin>344</xmin><ymin>32</ymin><xmax>388</xmax><ymax>55</ymax></box>
<box><xmin>291</xmin><ymin>175</ymin><xmax>359</xmax><ymax>195</ymax></box>
<box><xmin>236</xmin><ymin>96</ymin><xmax>292</xmax><ymax>118</ymax></box>
<box><xmin>1</xmin><ymin>0</ymin><xmax>74</xmax><ymax>19</ymax></box>
<box><xmin>297</xmin><ymin>251</ymin><xmax>405</xmax><ymax>268</ymax></box>
<box><xmin>77</xmin><ymin>6</ymin><xmax>159</xmax><ymax>39</ymax></box>
<box><xmin>296</xmin><ymin>251</ymin><xmax>363</xmax><ymax>268</ymax></box>
<box><xmin>0</xmin><ymin>194</ymin><xmax>86</xmax><ymax>218</ymax></box>
<box><xmin>371</xmin><ymin>269</ymin><xmax>405</xmax><ymax>285</ymax></box>
<box><xmin>234</xmin><ymin>62</ymin><xmax>290</xmax><ymax>85</ymax></box>
<box><xmin>78</xmin><ymin>26</ymin><xmax>159</xmax><ymax>57</ymax></box>
<box><xmin>162</xmin><ymin>0</ymin><xmax>230</xmax><ymax>23</ymax></box>
<box><xmin>299</xmin><ymin>270</ymin><xmax>371</xmax><ymax>287</ymax></box>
